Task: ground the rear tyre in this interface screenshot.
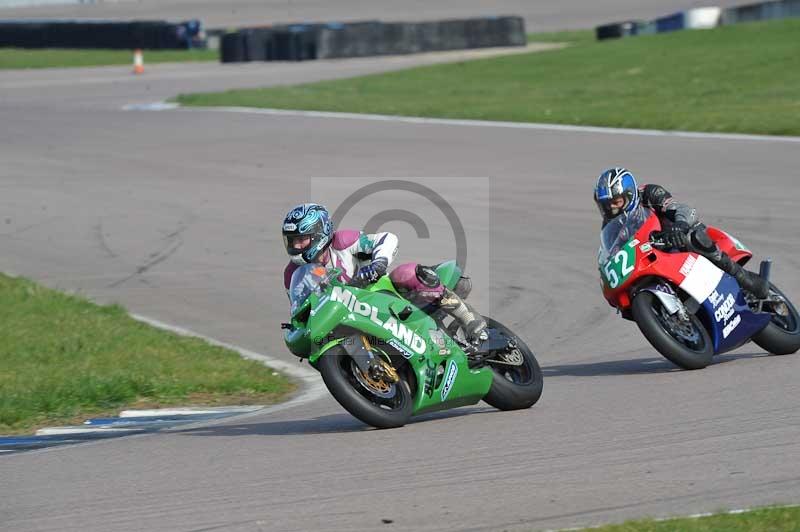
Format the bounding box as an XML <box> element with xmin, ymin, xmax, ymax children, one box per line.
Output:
<box><xmin>480</xmin><ymin>318</ymin><xmax>543</xmax><ymax>411</ymax></box>
<box><xmin>631</xmin><ymin>291</ymin><xmax>713</xmax><ymax>370</ymax></box>
<box><xmin>318</xmin><ymin>347</ymin><xmax>413</xmax><ymax>429</ymax></box>
<box><xmin>753</xmin><ymin>283</ymin><xmax>800</xmax><ymax>355</ymax></box>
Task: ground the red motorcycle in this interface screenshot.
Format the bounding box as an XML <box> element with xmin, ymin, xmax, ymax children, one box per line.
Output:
<box><xmin>599</xmin><ymin>206</ymin><xmax>800</xmax><ymax>369</ymax></box>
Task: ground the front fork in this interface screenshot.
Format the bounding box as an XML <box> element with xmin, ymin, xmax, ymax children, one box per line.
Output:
<box><xmin>339</xmin><ymin>334</ymin><xmax>399</xmax><ymax>384</ymax></box>
<box><xmin>638</xmin><ymin>283</ymin><xmax>692</xmax><ymax>322</ymax></box>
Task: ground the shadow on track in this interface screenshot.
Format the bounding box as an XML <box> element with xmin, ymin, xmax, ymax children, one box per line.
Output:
<box><xmin>177</xmin><ymin>406</ymin><xmax>493</xmax><ymax>437</ymax></box>
<box><xmin>543</xmin><ymin>351</ymin><xmax>770</xmax><ymax>377</ymax></box>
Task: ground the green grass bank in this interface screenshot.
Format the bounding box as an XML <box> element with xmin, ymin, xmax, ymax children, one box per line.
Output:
<box><xmin>571</xmin><ymin>505</ymin><xmax>800</xmax><ymax>532</ymax></box>
<box><xmin>0</xmin><ymin>47</ymin><xmax>217</xmax><ymax>70</ymax></box>
<box><xmin>178</xmin><ymin>19</ymin><xmax>800</xmax><ymax>136</ymax></box>
<box><xmin>0</xmin><ymin>273</ymin><xmax>294</xmax><ymax>434</ymax></box>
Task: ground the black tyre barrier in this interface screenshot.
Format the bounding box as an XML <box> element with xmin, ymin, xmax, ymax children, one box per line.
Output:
<box><xmin>221</xmin><ymin>16</ymin><xmax>526</xmax><ymax>63</ymax></box>
<box><xmin>0</xmin><ymin>19</ymin><xmax>205</xmax><ymax>49</ymax></box>
<box><xmin>436</xmin><ymin>19</ymin><xmax>470</xmax><ymax>51</ymax></box>
<box><xmin>272</xmin><ymin>24</ymin><xmax>320</xmax><ymax>61</ymax></box>
<box><xmin>316</xmin><ymin>21</ymin><xmax>385</xmax><ymax>59</ymax></box>
<box><xmin>595</xmin><ymin>20</ymin><xmax>642</xmax><ymax>40</ymax></box>
<box><xmin>241</xmin><ymin>28</ymin><xmax>273</xmax><ymax>61</ymax></box>
<box><xmin>220</xmin><ymin>31</ymin><xmax>246</xmax><ymax>63</ymax></box>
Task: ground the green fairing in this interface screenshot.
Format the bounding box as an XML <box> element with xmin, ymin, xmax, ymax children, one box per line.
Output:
<box><xmin>435</xmin><ymin>260</ymin><xmax>463</xmax><ymax>290</ymax></box>
<box><xmin>284</xmin><ymin>264</ymin><xmax>491</xmax><ymax>415</ymax></box>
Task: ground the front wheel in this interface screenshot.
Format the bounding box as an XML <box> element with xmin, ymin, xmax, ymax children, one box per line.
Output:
<box><xmin>753</xmin><ymin>283</ymin><xmax>800</xmax><ymax>355</ymax></box>
<box><xmin>631</xmin><ymin>291</ymin><xmax>713</xmax><ymax>370</ymax></box>
<box><xmin>480</xmin><ymin>318</ymin><xmax>543</xmax><ymax>411</ymax></box>
<box><xmin>318</xmin><ymin>346</ymin><xmax>413</xmax><ymax>429</ymax></box>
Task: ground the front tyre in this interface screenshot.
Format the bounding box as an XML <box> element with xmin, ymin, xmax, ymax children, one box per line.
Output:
<box><xmin>481</xmin><ymin>318</ymin><xmax>543</xmax><ymax>411</ymax></box>
<box><xmin>631</xmin><ymin>291</ymin><xmax>713</xmax><ymax>370</ymax></box>
<box><xmin>318</xmin><ymin>347</ymin><xmax>413</xmax><ymax>429</ymax></box>
<box><xmin>753</xmin><ymin>283</ymin><xmax>800</xmax><ymax>355</ymax></box>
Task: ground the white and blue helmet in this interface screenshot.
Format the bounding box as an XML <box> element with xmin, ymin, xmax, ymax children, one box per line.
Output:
<box><xmin>594</xmin><ymin>167</ymin><xmax>639</xmax><ymax>221</ymax></box>
<box><xmin>282</xmin><ymin>203</ymin><xmax>333</xmax><ymax>265</ymax></box>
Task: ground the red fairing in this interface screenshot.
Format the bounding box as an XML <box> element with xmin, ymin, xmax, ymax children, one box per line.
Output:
<box><xmin>600</xmin><ymin>214</ymin><xmax>754</xmax><ymax>312</ymax></box>
<box><xmin>705</xmin><ymin>226</ymin><xmax>753</xmax><ymax>266</ymax></box>
<box><xmin>601</xmin><ymin>214</ymin><xmax>690</xmax><ymax>311</ymax></box>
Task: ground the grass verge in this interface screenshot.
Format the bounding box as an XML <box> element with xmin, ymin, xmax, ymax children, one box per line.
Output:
<box><xmin>177</xmin><ymin>19</ymin><xmax>800</xmax><ymax>136</ymax></box>
<box><xmin>0</xmin><ymin>47</ymin><xmax>217</xmax><ymax>69</ymax></box>
<box><xmin>0</xmin><ymin>273</ymin><xmax>294</xmax><ymax>434</ymax></box>
<box><xmin>576</xmin><ymin>506</ymin><xmax>800</xmax><ymax>531</ymax></box>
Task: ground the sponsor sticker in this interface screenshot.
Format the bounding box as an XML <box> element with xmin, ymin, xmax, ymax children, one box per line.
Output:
<box><xmin>639</xmin><ymin>243</ymin><xmax>652</xmax><ymax>253</ymax></box>
<box><xmin>708</xmin><ymin>290</ymin><xmax>724</xmax><ymax>308</ymax></box>
<box><xmin>440</xmin><ymin>360</ymin><xmax>458</xmax><ymax>400</ymax></box>
<box><xmin>387</xmin><ymin>338</ymin><xmax>415</xmax><ymax>359</ymax></box>
<box><xmin>283</xmin><ymin>223</ymin><xmax>297</xmax><ymax>231</ymax></box>
<box><xmin>679</xmin><ymin>255</ymin><xmax>697</xmax><ymax>277</ymax></box>
<box><xmin>330</xmin><ymin>286</ymin><xmax>427</xmax><ymax>355</ymax></box>
<box><xmin>714</xmin><ymin>294</ymin><xmax>736</xmax><ymax>323</ymax></box>
<box><xmin>723</xmin><ymin>314</ymin><xmax>742</xmax><ymax>338</ymax></box>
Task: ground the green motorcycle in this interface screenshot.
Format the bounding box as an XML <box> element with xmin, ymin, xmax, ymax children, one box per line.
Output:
<box><xmin>283</xmin><ymin>261</ymin><xmax>543</xmax><ymax>428</ymax></box>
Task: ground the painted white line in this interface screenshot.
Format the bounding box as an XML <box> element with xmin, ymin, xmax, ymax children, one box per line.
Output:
<box><xmin>119</xmin><ymin>406</ymin><xmax>263</xmax><ymax>418</ymax></box>
<box><xmin>127</xmin><ymin>101</ymin><xmax>800</xmax><ymax>144</ymax></box>
<box><xmin>130</xmin><ymin>314</ymin><xmax>326</xmax><ymax>418</ymax></box>
<box><xmin>123</xmin><ymin>102</ymin><xmax>180</xmax><ymax>112</ymax></box>
<box><xmin>36</xmin><ymin>427</ymin><xmax>142</xmax><ymax>436</ymax></box>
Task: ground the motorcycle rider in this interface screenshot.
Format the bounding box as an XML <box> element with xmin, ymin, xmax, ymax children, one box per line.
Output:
<box><xmin>282</xmin><ymin>203</ymin><xmax>487</xmax><ymax>342</ymax></box>
<box><xmin>593</xmin><ymin>167</ymin><xmax>770</xmax><ymax>299</ymax></box>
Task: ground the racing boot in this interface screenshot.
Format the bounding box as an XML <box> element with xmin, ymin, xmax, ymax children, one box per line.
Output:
<box><xmin>714</xmin><ymin>253</ymin><xmax>770</xmax><ymax>299</ymax></box>
<box><xmin>691</xmin><ymin>228</ymin><xmax>769</xmax><ymax>299</ymax></box>
<box><xmin>438</xmin><ymin>287</ymin><xmax>488</xmax><ymax>345</ymax></box>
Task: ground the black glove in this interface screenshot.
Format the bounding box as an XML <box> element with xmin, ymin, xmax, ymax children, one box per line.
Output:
<box><xmin>352</xmin><ymin>258</ymin><xmax>388</xmax><ymax>286</ymax></box>
<box><xmin>656</xmin><ymin>222</ymin><xmax>691</xmax><ymax>249</ymax></box>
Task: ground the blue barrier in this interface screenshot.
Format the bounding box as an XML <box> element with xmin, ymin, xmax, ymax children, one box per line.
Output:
<box><xmin>655</xmin><ymin>12</ymin><xmax>686</xmax><ymax>33</ymax></box>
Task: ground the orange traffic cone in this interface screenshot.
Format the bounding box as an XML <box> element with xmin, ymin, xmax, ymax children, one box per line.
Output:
<box><xmin>132</xmin><ymin>49</ymin><xmax>144</xmax><ymax>75</ymax></box>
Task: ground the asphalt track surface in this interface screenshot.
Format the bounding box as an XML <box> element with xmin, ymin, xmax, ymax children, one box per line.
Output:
<box><xmin>2</xmin><ymin>45</ymin><xmax>800</xmax><ymax>532</ymax></box>
<box><xmin>2</xmin><ymin>0</ymin><xmax>752</xmax><ymax>32</ymax></box>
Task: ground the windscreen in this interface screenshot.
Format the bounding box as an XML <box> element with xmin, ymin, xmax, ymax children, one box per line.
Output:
<box><xmin>288</xmin><ymin>263</ymin><xmax>329</xmax><ymax>314</ymax></box>
<box><xmin>598</xmin><ymin>206</ymin><xmax>652</xmax><ymax>265</ymax></box>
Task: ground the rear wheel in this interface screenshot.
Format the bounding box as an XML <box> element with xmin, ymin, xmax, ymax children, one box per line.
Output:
<box><xmin>631</xmin><ymin>291</ymin><xmax>713</xmax><ymax>370</ymax></box>
<box><xmin>468</xmin><ymin>318</ymin><xmax>543</xmax><ymax>410</ymax></box>
<box><xmin>753</xmin><ymin>283</ymin><xmax>800</xmax><ymax>355</ymax></box>
<box><xmin>318</xmin><ymin>347</ymin><xmax>413</xmax><ymax>429</ymax></box>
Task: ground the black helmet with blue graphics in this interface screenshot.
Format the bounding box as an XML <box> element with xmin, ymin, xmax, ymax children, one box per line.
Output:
<box><xmin>282</xmin><ymin>203</ymin><xmax>333</xmax><ymax>265</ymax></box>
<box><xmin>594</xmin><ymin>167</ymin><xmax>640</xmax><ymax>222</ymax></box>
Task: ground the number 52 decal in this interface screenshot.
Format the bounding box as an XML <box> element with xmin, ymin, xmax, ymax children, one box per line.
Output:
<box><xmin>603</xmin><ymin>245</ymin><xmax>636</xmax><ymax>289</ymax></box>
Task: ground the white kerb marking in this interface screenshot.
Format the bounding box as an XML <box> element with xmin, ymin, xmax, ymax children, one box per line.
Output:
<box><xmin>125</xmin><ymin>102</ymin><xmax>800</xmax><ymax>144</ymax></box>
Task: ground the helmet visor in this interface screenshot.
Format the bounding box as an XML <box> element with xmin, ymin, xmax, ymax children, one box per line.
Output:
<box><xmin>284</xmin><ymin>234</ymin><xmax>314</xmax><ymax>255</ymax></box>
<box><xmin>596</xmin><ymin>195</ymin><xmax>629</xmax><ymax>220</ymax></box>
